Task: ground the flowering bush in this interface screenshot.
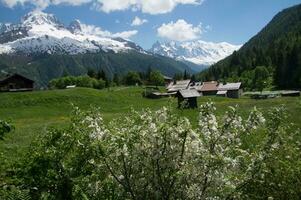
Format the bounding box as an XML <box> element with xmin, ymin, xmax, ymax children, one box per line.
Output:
<box><xmin>8</xmin><ymin>102</ymin><xmax>300</xmax><ymax>199</ymax></box>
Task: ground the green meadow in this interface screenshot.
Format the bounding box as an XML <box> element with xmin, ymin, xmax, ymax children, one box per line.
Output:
<box><xmin>0</xmin><ymin>87</ymin><xmax>300</xmax><ymax>169</ymax></box>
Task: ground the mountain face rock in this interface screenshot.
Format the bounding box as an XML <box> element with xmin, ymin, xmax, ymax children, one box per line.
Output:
<box><xmin>0</xmin><ymin>11</ymin><xmax>143</xmax><ymax>55</ymax></box>
<box><xmin>68</xmin><ymin>20</ymin><xmax>82</xmax><ymax>34</ymax></box>
<box><xmin>150</xmin><ymin>40</ymin><xmax>241</xmax><ymax>66</ymax></box>
<box><xmin>21</xmin><ymin>11</ymin><xmax>63</xmax><ymax>28</ymax></box>
<box><xmin>0</xmin><ymin>23</ymin><xmax>12</xmax><ymax>34</ymax></box>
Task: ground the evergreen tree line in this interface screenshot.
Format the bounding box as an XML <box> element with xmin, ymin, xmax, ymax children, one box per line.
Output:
<box><xmin>199</xmin><ymin>4</ymin><xmax>301</xmax><ymax>91</ymax></box>
<box><xmin>49</xmin><ymin>67</ymin><xmax>174</xmax><ymax>89</ymax></box>
<box><xmin>173</xmin><ymin>69</ymin><xmax>194</xmax><ymax>81</ymax></box>
<box><xmin>199</xmin><ymin>36</ymin><xmax>301</xmax><ymax>91</ymax></box>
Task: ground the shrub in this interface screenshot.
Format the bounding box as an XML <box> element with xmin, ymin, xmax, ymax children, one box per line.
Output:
<box><xmin>11</xmin><ymin>103</ymin><xmax>300</xmax><ymax>199</ymax></box>
<box><xmin>149</xmin><ymin>70</ymin><xmax>165</xmax><ymax>86</ymax></box>
<box><xmin>49</xmin><ymin>76</ymin><xmax>106</xmax><ymax>90</ymax></box>
<box><xmin>123</xmin><ymin>71</ymin><xmax>142</xmax><ymax>86</ymax></box>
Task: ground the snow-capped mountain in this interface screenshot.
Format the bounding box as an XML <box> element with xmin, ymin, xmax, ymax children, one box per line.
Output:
<box><xmin>150</xmin><ymin>40</ymin><xmax>242</xmax><ymax>66</ymax></box>
<box><xmin>0</xmin><ymin>11</ymin><xmax>143</xmax><ymax>55</ymax></box>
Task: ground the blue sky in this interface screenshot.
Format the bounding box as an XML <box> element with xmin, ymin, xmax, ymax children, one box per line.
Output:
<box><xmin>0</xmin><ymin>0</ymin><xmax>300</xmax><ymax>49</ymax></box>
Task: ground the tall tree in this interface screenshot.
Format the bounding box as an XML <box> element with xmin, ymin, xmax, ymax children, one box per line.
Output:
<box><xmin>183</xmin><ymin>70</ymin><xmax>190</xmax><ymax>80</ymax></box>
<box><xmin>87</xmin><ymin>69</ymin><xmax>97</xmax><ymax>78</ymax></box>
<box><xmin>124</xmin><ymin>71</ymin><xmax>142</xmax><ymax>86</ymax></box>
<box><xmin>97</xmin><ymin>70</ymin><xmax>110</xmax><ymax>87</ymax></box>
<box><xmin>149</xmin><ymin>70</ymin><xmax>165</xmax><ymax>86</ymax></box>
<box><xmin>113</xmin><ymin>73</ymin><xmax>121</xmax><ymax>86</ymax></box>
<box><xmin>253</xmin><ymin>66</ymin><xmax>270</xmax><ymax>92</ymax></box>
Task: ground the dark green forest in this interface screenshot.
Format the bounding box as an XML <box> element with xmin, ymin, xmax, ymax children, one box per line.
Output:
<box><xmin>0</xmin><ymin>50</ymin><xmax>194</xmax><ymax>88</ymax></box>
<box><xmin>199</xmin><ymin>4</ymin><xmax>301</xmax><ymax>90</ymax></box>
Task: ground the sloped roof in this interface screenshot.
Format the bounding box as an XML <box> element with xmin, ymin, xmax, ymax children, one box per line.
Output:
<box><xmin>178</xmin><ymin>89</ymin><xmax>200</xmax><ymax>98</ymax></box>
<box><xmin>163</xmin><ymin>75</ymin><xmax>172</xmax><ymax>80</ymax></box>
<box><xmin>0</xmin><ymin>73</ymin><xmax>34</xmax><ymax>83</ymax></box>
<box><xmin>200</xmin><ymin>81</ymin><xmax>218</xmax><ymax>92</ymax></box>
<box><xmin>218</xmin><ymin>82</ymin><xmax>241</xmax><ymax>91</ymax></box>
<box><xmin>0</xmin><ymin>73</ymin><xmax>10</xmax><ymax>82</ymax></box>
<box><xmin>167</xmin><ymin>79</ymin><xmax>190</xmax><ymax>92</ymax></box>
<box><xmin>188</xmin><ymin>82</ymin><xmax>202</xmax><ymax>90</ymax></box>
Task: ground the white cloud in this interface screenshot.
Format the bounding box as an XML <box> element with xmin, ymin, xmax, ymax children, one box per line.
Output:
<box><xmin>1</xmin><ymin>0</ymin><xmax>203</xmax><ymax>14</ymax></box>
<box><xmin>93</xmin><ymin>0</ymin><xmax>135</xmax><ymax>13</ymax></box>
<box><xmin>0</xmin><ymin>0</ymin><xmax>91</xmax><ymax>9</ymax></box>
<box><xmin>131</xmin><ymin>16</ymin><xmax>147</xmax><ymax>26</ymax></box>
<box><xmin>157</xmin><ymin>19</ymin><xmax>202</xmax><ymax>41</ymax></box>
<box><xmin>95</xmin><ymin>0</ymin><xmax>203</xmax><ymax>14</ymax></box>
<box><xmin>111</xmin><ymin>30</ymin><xmax>138</xmax><ymax>39</ymax></box>
<box><xmin>79</xmin><ymin>23</ymin><xmax>111</xmax><ymax>37</ymax></box>
<box><xmin>79</xmin><ymin>22</ymin><xmax>137</xmax><ymax>39</ymax></box>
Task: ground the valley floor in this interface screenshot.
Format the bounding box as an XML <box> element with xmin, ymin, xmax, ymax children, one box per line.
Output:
<box><xmin>0</xmin><ymin>87</ymin><xmax>300</xmax><ymax>169</ymax></box>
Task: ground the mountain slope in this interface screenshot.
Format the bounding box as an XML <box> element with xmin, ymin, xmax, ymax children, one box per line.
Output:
<box><xmin>150</xmin><ymin>40</ymin><xmax>241</xmax><ymax>67</ymax></box>
<box><xmin>0</xmin><ymin>11</ymin><xmax>194</xmax><ymax>87</ymax></box>
<box><xmin>199</xmin><ymin>4</ymin><xmax>301</xmax><ymax>89</ymax></box>
<box><xmin>0</xmin><ymin>51</ymin><xmax>193</xmax><ymax>87</ymax></box>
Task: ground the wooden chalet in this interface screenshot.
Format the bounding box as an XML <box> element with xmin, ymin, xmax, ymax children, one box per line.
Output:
<box><xmin>176</xmin><ymin>89</ymin><xmax>200</xmax><ymax>109</ymax></box>
<box><xmin>0</xmin><ymin>73</ymin><xmax>34</xmax><ymax>92</ymax></box>
<box><xmin>167</xmin><ymin>80</ymin><xmax>191</xmax><ymax>93</ymax></box>
<box><xmin>199</xmin><ymin>81</ymin><xmax>218</xmax><ymax>96</ymax></box>
<box><xmin>217</xmin><ymin>82</ymin><xmax>242</xmax><ymax>98</ymax></box>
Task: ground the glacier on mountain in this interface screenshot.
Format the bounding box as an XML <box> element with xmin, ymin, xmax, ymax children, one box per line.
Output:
<box><xmin>0</xmin><ymin>10</ymin><xmax>140</xmax><ymax>55</ymax></box>
<box><xmin>150</xmin><ymin>40</ymin><xmax>241</xmax><ymax>66</ymax></box>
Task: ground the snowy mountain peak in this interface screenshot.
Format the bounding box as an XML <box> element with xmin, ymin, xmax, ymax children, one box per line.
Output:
<box><xmin>21</xmin><ymin>10</ymin><xmax>63</xmax><ymax>28</ymax></box>
<box><xmin>150</xmin><ymin>40</ymin><xmax>241</xmax><ymax>66</ymax></box>
<box><xmin>0</xmin><ymin>23</ymin><xmax>11</xmax><ymax>34</ymax></box>
<box><xmin>68</xmin><ymin>20</ymin><xmax>82</xmax><ymax>34</ymax></box>
<box><xmin>0</xmin><ymin>11</ymin><xmax>143</xmax><ymax>55</ymax></box>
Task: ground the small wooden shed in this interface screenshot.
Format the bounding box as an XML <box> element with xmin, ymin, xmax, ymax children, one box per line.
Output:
<box><xmin>0</xmin><ymin>73</ymin><xmax>34</xmax><ymax>92</ymax></box>
<box><xmin>176</xmin><ymin>89</ymin><xmax>200</xmax><ymax>109</ymax></box>
<box><xmin>217</xmin><ymin>82</ymin><xmax>242</xmax><ymax>98</ymax></box>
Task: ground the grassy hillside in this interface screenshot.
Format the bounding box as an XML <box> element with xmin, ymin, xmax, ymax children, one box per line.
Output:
<box><xmin>0</xmin><ymin>87</ymin><xmax>300</xmax><ymax>170</ymax></box>
<box><xmin>199</xmin><ymin>4</ymin><xmax>301</xmax><ymax>90</ymax></box>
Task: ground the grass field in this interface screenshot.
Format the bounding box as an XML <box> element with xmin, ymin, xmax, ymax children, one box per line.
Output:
<box><xmin>0</xmin><ymin>87</ymin><xmax>300</xmax><ymax>169</ymax></box>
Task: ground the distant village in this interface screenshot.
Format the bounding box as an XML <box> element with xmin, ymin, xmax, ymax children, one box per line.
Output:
<box><xmin>166</xmin><ymin>79</ymin><xmax>242</xmax><ymax>98</ymax></box>
<box><xmin>147</xmin><ymin>75</ymin><xmax>300</xmax><ymax>108</ymax></box>
<box><xmin>147</xmin><ymin>77</ymin><xmax>242</xmax><ymax>108</ymax></box>
<box><xmin>1</xmin><ymin>73</ymin><xmax>300</xmax><ymax>109</ymax></box>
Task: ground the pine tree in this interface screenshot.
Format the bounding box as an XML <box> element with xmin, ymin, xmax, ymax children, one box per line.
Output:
<box><xmin>113</xmin><ymin>73</ymin><xmax>120</xmax><ymax>86</ymax></box>
<box><xmin>97</xmin><ymin>70</ymin><xmax>110</xmax><ymax>87</ymax></box>
<box><xmin>183</xmin><ymin>70</ymin><xmax>190</xmax><ymax>80</ymax></box>
<box><xmin>87</xmin><ymin>69</ymin><xmax>97</xmax><ymax>78</ymax></box>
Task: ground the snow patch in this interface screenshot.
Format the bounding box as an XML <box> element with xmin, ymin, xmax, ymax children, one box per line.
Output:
<box><xmin>0</xmin><ymin>11</ymin><xmax>140</xmax><ymax>55</ymax></box>
<box><xmin>150</xmin><ymin>40</ymin><xmax>242</xmax><ymax>66</ymax></box>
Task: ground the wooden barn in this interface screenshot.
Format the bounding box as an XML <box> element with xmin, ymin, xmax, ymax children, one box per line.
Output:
<box><xmin>217</xmin><ymin>82</ymin><xmax>242</xmax><ymax>98</ymax></box>
<box><xmin>199</xmin><ymin>81</ymin><xmax>218</xmax><ymax>96</ymax></box>
<box><xmin>167</xmin><ymin>79</ymin><xmax>191</xmax><ymax>93</ymax></box>
<box><xmin>176</xmin><ymin>89</ymin><xmax>200</xmax><ymax>109</ymax></box>
<box><xmin>0</xmin><ymin>73</ymin><xmax>34</xmax><ymax>92</ymax></box>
